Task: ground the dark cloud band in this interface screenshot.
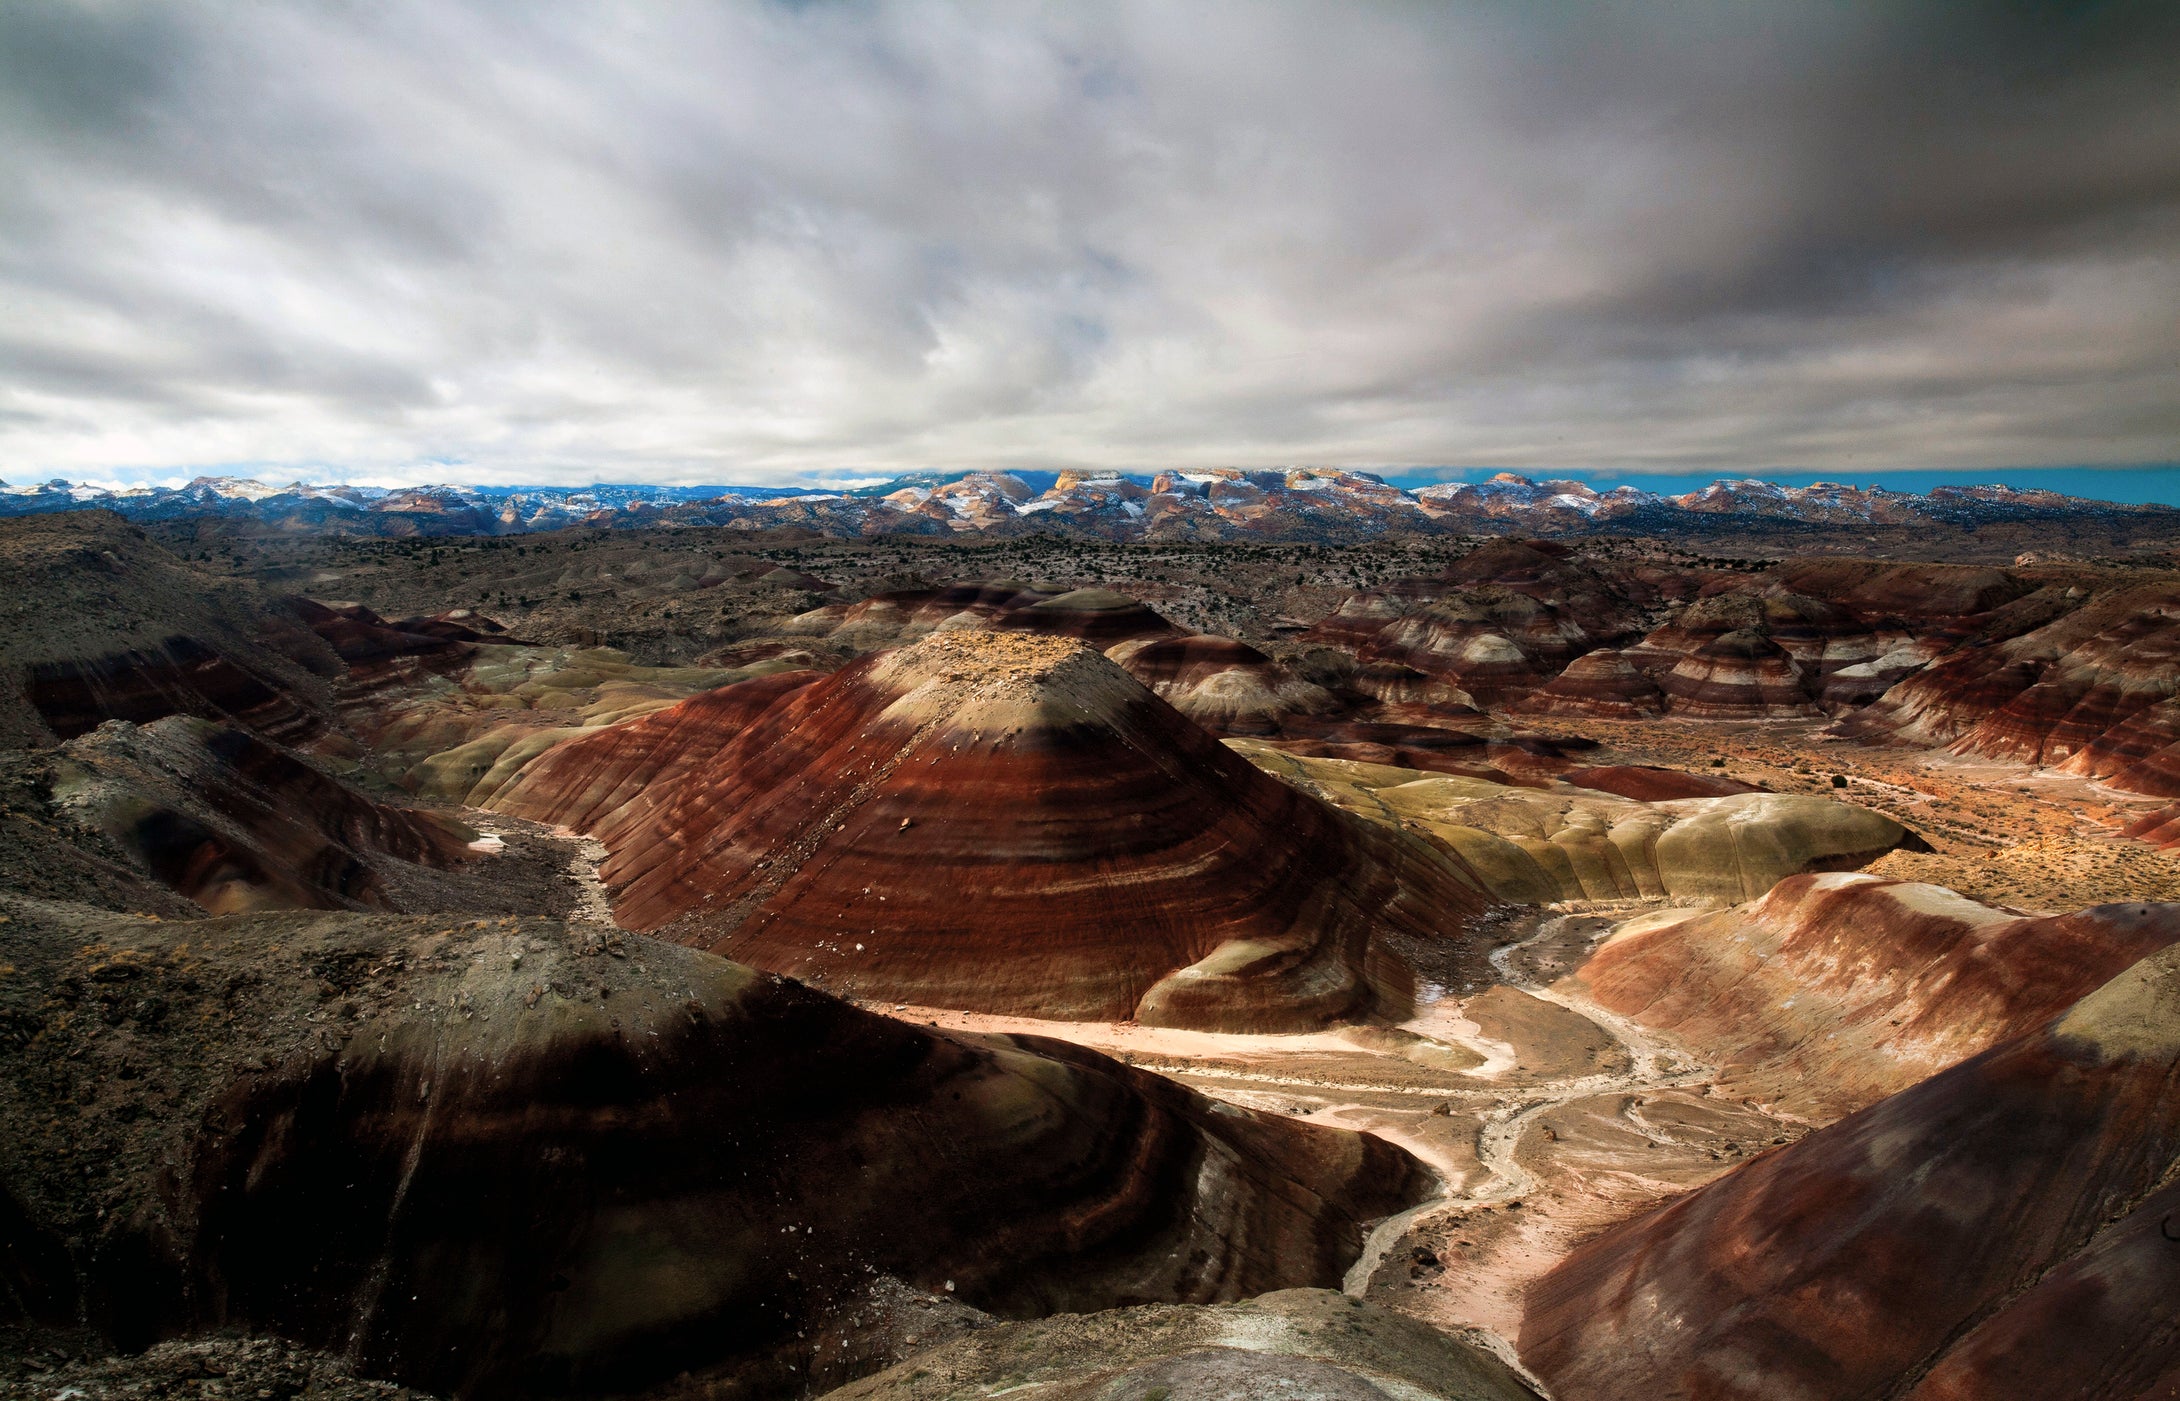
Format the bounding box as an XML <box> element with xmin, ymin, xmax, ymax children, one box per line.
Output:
<box><xmin>0</xmin><ymin>0</ymin><xmax>2174</xmax><ymax>485</ymax></box>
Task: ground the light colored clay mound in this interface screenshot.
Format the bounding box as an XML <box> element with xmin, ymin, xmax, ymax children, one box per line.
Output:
<box><xmin>1233</xmin><ymin>743</ymin><xmax>1918</xmax><ymax>905</ymax></box>
<box><xmin>0</xmin><ymin>900</ymin><xmax>1428</xmax><ymax>1400</ymax></box>
<box><xmin>48</xmin><ymin>714</ymin><xmax>473</xmax><ymax>914</ymax></box>
<box><xmin>825</xmin><ymin>1288</ymin><xmax>1538</xmax><ymax>1401</ymax></box>
<box><xmin>497</xmin><ymin>630</ymin><xmax>1493</xmax><ymax>1032</ymax></box>
<box><xmin>1520</xmin><ymin>941</ymin><xmax>2180</xmax><ymax>1401</ymax></box>
<box><xmin>1572</xmin><ymin>872</ymin><xmax>2180</xmax><ymax>1117</ymax></box>
<box><xmin>1108</xmin><ymin>634</ymin><xmax>1344</xmax><ymax>736</ymax></box>
<box><xmin>1655</xmin><ymin>628</ymin><xmax>1819</xmax><ymax>718</ymax></box>
<box><xmin>1517</xmin><ymin>648</ymin><xmax>1664</xmax><ymax>718</ymax></box>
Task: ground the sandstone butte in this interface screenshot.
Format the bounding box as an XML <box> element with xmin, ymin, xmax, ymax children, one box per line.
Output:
<box><xmin>490</xmin><ymin>629</ymin><xmax>1492</xmax><ymax>1032</ymax></box>
<box><xmin>0</xmin><ymin>900</ymin><xmax>1428</xmax><ymax>1401</ymax></box>
<box><xmin>1520</xmin><ymin>937</ymin><xmax>2180</xmax><ymax>1401</ymax></box>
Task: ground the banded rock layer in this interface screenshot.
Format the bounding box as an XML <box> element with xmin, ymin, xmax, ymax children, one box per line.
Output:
<box><xmin>0</xmin><ymin>513</ymin><xmax>343</xmax><ymax>749</ymax></box>
<box><xmin>49</xmin><ymin>715</ymin><xmax>475</xmax><ymax>914</ymax></box>
<box><xmin>494</xmin><ymin>631</ymin><xmax>1490</xmax><ymax>1031</ymax></box>
<box><xmin>1521</xmin><ymin>939</ymin><xmax>2180</xmax><ymax>1401</ymax></box>
<box><xmin>1838</xmin><ymin>581</ymin><xmax>2180</xmax><ymax>788</ymax></box>
<box><xmin>0</xmin><ymin>901</ymin><xmax>1427</xmax><ymax>1400</ymax></box>
<box><xmin>1573</xmin><ymin>873</ymin><xmax>2180</xmax><ymax>1117</ymax></box>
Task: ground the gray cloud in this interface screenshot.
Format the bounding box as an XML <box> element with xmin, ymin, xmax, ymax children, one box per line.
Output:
<box><xmin>0</xmin><ymin>0</ymin><xmax>2176</xmax><ymax>485</ymax></box>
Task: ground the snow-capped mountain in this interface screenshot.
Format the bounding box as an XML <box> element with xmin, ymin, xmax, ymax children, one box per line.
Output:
<box><xmin>0</xmin><ymin>469</ymin><xmax>2166</xmax><ymax>542</ymax></box>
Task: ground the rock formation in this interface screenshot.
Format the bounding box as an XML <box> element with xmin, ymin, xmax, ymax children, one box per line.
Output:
<box><xmin>1572</xmin><ymin>873</ymin><xmax>2180</xmax><ymax>1116</ymax></box>
<box><xmin>0</xmin><ymin>899</ymin><xmax>1429</xmax><ymax>1399</ymax></box>
<box><xmin>1516</xmin><ymin>648</ymin><xmax>1665</xmax><ymax>718</ymax></box>
<box><xmin>829</xmin><ymin>1289</ymin><xmax>1538</xmax><ymax>1401</ymax></box>
<box><xmin>1654</xmin><ymin>628</ymin><xmax>1818</xmax><ymax>718</ymax></box>
<box><xmin>1308</xmin><ymin>541</ymin><xmax>1650</xmax><ymax>706</ymax></box>
<box><xmin>1108</xmin><ymin>634</ymin><xmax>1342</xmax><ymax>736</ymax></box>
<box><xmin>48</xmin><ymin>716</ymin><xmax>475</xmax><ymax>914</ymax></box>
<box><xmin>1234</xmin><ymin>746</ymin><xmax>1921</xmax><ymax>905</ymax></box>
<box><xmin>0</xmin><ymin>513</ymin><xmax>342</xmax><ymax>749</ymax></box>
<box><xmin>492</xmin><ymin>631</ymin><xmax>1490</xmax><ymax>1030</ymax></box>
<box><xmin>784</xmin><ymin>582</ymin><xmax>1179</xmax><ymax>656</ymax></box>
<box><xmin>1521</xmin><ymin>939</ymin><xmax>2180</xmax><ymax>1400</ymax></box>
<box><xmin>1837</xmin><ymin>581</ymin><xmax>2180</xmax><ymax>786</ymax></box>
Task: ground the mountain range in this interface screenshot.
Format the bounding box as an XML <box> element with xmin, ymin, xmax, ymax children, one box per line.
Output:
<box><xmin>3</xmin><ymin>468</ymin><xmax>2171</xmax><ymax>542</ymax></box>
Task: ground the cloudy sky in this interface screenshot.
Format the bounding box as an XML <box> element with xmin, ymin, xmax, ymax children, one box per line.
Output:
<box><xmin>2</xmin><ymin>1</ymin><xmax>2177</xmax><ymax>488</ymax></box>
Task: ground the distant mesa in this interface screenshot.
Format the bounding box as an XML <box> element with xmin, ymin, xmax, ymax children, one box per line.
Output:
<box><xmin>5</xmin><ymin>470</ymin><xmax>2172</xmax><ymax>545</ymax></box>
<box><xmin>0</xmin><ymin>901</ymin><xmax>1428</xmax><ymax>1399</ymax></box>
<box><xmin>1521</xmin><ymin>936</ymin><xmax>2180</xmax><ymax>1400</ymax></box>
<box><xmin>492</xmin><ymin>629</ymin><xmax>1491</xmax><ymax>1031</ymax></box>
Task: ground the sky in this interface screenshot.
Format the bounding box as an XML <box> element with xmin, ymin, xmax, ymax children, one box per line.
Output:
<box><xmin>2</xmin><ymin>2</ymin><xmax>2177</xmax><ymax>491</ymax></box>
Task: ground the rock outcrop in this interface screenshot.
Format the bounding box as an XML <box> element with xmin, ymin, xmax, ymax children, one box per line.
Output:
<box><xmin>1654</xmin><ymin>628</ymin><xmax>1818</xmax><ymax>718</ymax></box>
<box><xmin>784</xmin><ymin>582</ymin><xmax>1178</xmax><ymax>656</ymax></box>
<box><xmin>0</xmin><ymin>900</ymin><xmax>1429</xmax><ymax>1400</ymax></box>
<box><xmin>1521</xmin><ymin>940</ymin><xmax>2180</xmax><ymax>1400</ymax></box>
<box><xmin>492</xmin><ymin>631</ymin><xmax>1490</xmax><ymax>1030</ymax></box>
<box><xmin>1309</xmin><ymin>541</ymin><xmax>1650</xmax><ymax>706</ymax></box>
<box><xmin>829</xmin><ymin>1288</ymin><xmax>1538</xmax><ymax>1401</ymax></box>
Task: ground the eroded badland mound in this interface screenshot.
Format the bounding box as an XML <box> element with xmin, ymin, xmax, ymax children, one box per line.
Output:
<box><xmin>1521</xmin><ymin>940</ymin><xmax>2180</xmax><ymax>1401</ymax></box>
<box><xmin>14</xmin><ymin>514</ymin><xmax>2180</xmax><ymax>1399</ymax></box>
<box><xmin>1572</xmin><ymin>872</ymin><xmax>2180</xmax><ymax>1116</ymax></box>
<box><xmin>494</xmin><ymin>630</ymin><xmax>1492</xmax><ymax>1031</ymax></box>
<box><xmin>0</xmin><ymin>898</ymin><xmax>1426</xmax><ymax>1399</ymax></box>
